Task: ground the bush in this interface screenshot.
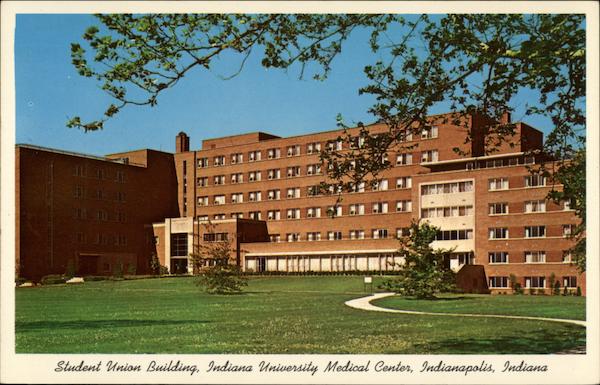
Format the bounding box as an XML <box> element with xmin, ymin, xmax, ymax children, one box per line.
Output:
<box><xmin>553</xmin><ymin>280</ymin><xmax>561</xmax><ymax>296</ymax></box>
<box><xmin>113</xmin><ymin>260</ymin><xmax>124</xmax><ymax>278</ymax></box>
<box><xmin>513</xmin><ymin>283</ymin><xmax>523</xmax><ymax>295</ymax></box>
<box><xmin>196</xmin><ymin>264</ymin><xmax>248</xmax><ymax>294</ymax></box>
<box><xmin>159</xmin><ymin>265</ymin><xmax>169</xmax><ymax>275</ymax></box>
<box><xmin>83</xmin><ymin>275</ymin><xmax>111</xmax><ymax>281</ymax></box>
<box><xmin>563</xmin><ymin>285</ymin><xmax>569</xmax><ymax>296</ymax></box>
<box><xmin>576</xmin><ymin>286</ymin><xmax>582</xmax><ymax>296</ymax></box>
<box><xmin>40</xmin><ymin>274</ymin><xmax>66</xmax><ymax>285</ymax></box>
<box><xmin>15</xmin><ymin>277</ymin><xmax>28</xmax><ymax>286</ymax></box>
<box><xmin>127</xmin><ymin>263</ymin><xmax>136</xmax><ymax>276</ymax></box>
<box><xmin>65</xmin><ymin>259</ymin><xmax>76</xmax><ymax>279</ymax></box>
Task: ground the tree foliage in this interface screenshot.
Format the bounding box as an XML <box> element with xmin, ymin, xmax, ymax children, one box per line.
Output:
<box><xmin>379</xmin><ymin>222</ymin><xmax>456</xmax><ymax>299</ymax></box>
<box><xmin>71</xmin><ymin>14</ymin><xmax>586</xmax><ymax>269</ymax></box>
<box><xmin>190</xmin><ymin>222</ymin><xmax>247</xmax><ymax>294</ymax></box>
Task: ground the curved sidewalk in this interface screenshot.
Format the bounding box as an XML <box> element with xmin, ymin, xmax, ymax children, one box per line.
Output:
<box><xmin>345</xmin><ymin>293</ymin><xmax>586</xmax><ymax>327</ymax></box>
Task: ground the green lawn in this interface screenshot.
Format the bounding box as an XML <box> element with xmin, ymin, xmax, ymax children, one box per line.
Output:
<box><xmin>373</xmin><ymin>293</ymin><xmax>586</xmax><ymax>320</ymax></box>
<box><xmin>15</xmin><ymin>276</ymin><xmax>585</xmax><ymax>354</ymax></box>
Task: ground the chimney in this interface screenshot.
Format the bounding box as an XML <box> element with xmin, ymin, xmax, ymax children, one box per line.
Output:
<box><xmin>500</xmin><ymin>111</ymin><xmax>511</xmax><ymax>125</ymax></box>
<box><xmin>175</xmin><ymin>132</ymin><xmax>190</xmax><ymax>153</ymax></box>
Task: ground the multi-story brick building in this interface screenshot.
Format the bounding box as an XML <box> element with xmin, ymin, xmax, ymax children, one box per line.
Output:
<box><xmin>15</xmin><ymin>111</ymin><xmax>585</xmax><ymax>294</ymax></box>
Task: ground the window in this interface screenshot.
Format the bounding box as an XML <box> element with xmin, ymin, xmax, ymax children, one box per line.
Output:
<box><xmin>563</xmin><ymin>200</ymin><xmax>574</xmax><ymax>211</ymax></box>
<box><xmin>74</xmin><ymin>164</ymin><xmax>86</xmax><ymax>176</ymax></box>
<box><xmin>562</xmin><ymin>251</ymin><xmax>573</xmax><ymax>263</ymax></box>
<box><xmin>287</xmin><ymin>166</ymin><xmax>301</xmax><ymax>178</ymax></box>
<box><xmin>230</xmin><ymin>193</ymin><xmax>243</xmax><ymax>204</ymax></box>
<box><xmin>307</xmin><ymin>232</ymin><xmax>321</xmax><ymax>241</ymax></box>
<box><xmin>421</xmin><ymin>181</ymin><xmax>473</xmax><ymax>195</ymax></box>
<box><xmin>286</xmin><ymin>233</ymin><xmax>300</xmax><ymax>242</ymax></box>
<box><xmin>96</xmin><ymin>210</ymin><xmax>108</xmax><ymax>221</ymax></box>
<box><xmin>197</xmin><ymin>215</ymin><xmax>209</xmax><ymax>221</ymax></box>
<box><xmin>287</xmin><ymin>145</ymin><xmax>301</xmax><ymax>157</ymax></box>
<box><xmin>327</xmin><ymin>231</ymin><xmax>343</xmax><ymax>240</ymax></box>
<box><xmin>213</xmin><ymin>195</ymin><xmax>225</xmax><ymax>205</ymax></box>
<box><xmin>230</xmin><ymin>173</ymin><xmax>243</xmax><ymax>184</ymax></box>
<box><xmin>116</xmin><ymin>170</ymin><xmax>125</xmax><ymax>183</ymax></box>
<box><xmin>435</xmin><ymin>229</ymin><xmax>473</xmax><ymax>241</ymax></box>
<box><xmin>396</xmin><ymin>177</ymin><xmax>412</xmax><ymax>189</ymax></box>
<box><xmin>421</xmin><ymin>150</ymin><xmax>439</xmax><ymax>163</ymax></box>
<box><xmin>525</xmin><ymin>200</ymin><xmax>546</xmax><ymax>213</ymax></box>
<box><xmin>286</xmin><ymin>208</ymin><xmax>300</xmax><ymax>219</ymax></box>
<box><xmin>563</xmin><ymin>224</ymin><xmax>575</xmax><ymax>237</ymax></box>
<box><xmin>231</xmin><ymin>212</ymin><xmax>243</xmax><ymax>219</ymax></box>
<box><xmin>372</xmin><ymin>202</ymin><xmax>389</xmax><ymax>214</ymax></box>
<box><xmin>267</xmin><ymin>189</ymin><xmax>281</xmax><ymax>200</ymax></box>
<box><xmin>372</xmin><ymin>179</ymin><xmax>389</xmax><ymax>191</ymax></box>
<box><xmin>249</xmin><ymin>211</ymin><xmax>261</xmax><ymax>220</ymax></box>
<box><xmin>396</xmin><ymin>153</ymin><xmax>413</xmax><ymax>166</ymax></box>
<box><xmin>349</xmin><ymin>230</ymin><xmax>365</xmax><ymax>240</ymax></box>
<box><xmin>267</xmin><ymin>210</ymin><xmax>281</xmax><ymax>220</ymax></box>
<box><xmin>230</xmin><ymin>153</ymin><xmax>243</xmax><ymax>164</ymax></box>
<box><xmin>489</xmin><ymin>276</ymin><xmax>509</xmax><ymax>288</ymax></box>
<box><xmin>525</xmin><ymin>276</ymin><xmax>545</xmax><ymax>289</ymax></box>
<box><xmin>349</xmin><ymin>204</ymin><xmax>365</xmax><ymax>216</ymax></box>
<box><xmin>351</xmin><ymin>182</ymin><xmax>365</xmax><ymax>193</ymax></box>
<box><xmin>214</xmin><ymin>213</ymin><xmax>226</xmax><ymax>220</ymax></box>
<box><xmin>116</xmin><ymin>191</ymin><xmax>125</xmax><ymax>202</ymax></box>
<box><xmin>525</xmin><ymin>226</ymin><xmax>545</xmax><ymax>238</ymax></box>
<box><xmin>213</xmin><ymin>175</ymin><xmax>225</xmax><ymax>185</ymax></box>
<box><xmin>372</xmin><ymin>229</ymin><xmax>388</xmax><ymax>239</ymax></box>
<box><xmin>396</xmin><ymin>228</ymin><xmax>411</xmax><ymax>238</ymax></box>
<box><xmin>248</xmin><ymin>191</ymin><xmax>262</xmax><ymax>202</ymax></box>
<box><xmin>563</xmin><ymin>276</ymin><xmax>577</xmax><ymax>288</ymax></box>
<box><xmin>307</xmin><ymin>185</ymin><xmax>320</xmax><ymax>196</ymax></box>
<box><xmin>489</xmin><ymin>203</ymin><xmax>508</xmax><ymax>215</ymax></box>
<box><xmin>525</xmin><ymin>174</ymin><xmax>546</xmax><ymax>187</ymax></box>
<box><xmin>421</xmin><ymin>206</ymin><xmax>473</xmax><ymax>218</ymax></box>
<box><xmin>75</xmin><ymin>207</ymin><xmax>87</xmax><ymax>220</ymax></box>
<box><xmin>73</xmin><ymin>185</ymin><xmax>83</xmax><ymax>198</ymax></box>
<box><xmin>248</xmin><ymin>150</ymin><xmax>261</xmax><ymax>162</ymax></box>
<box><xmin>267</xmin><ymin>169</ymin><xmax>281</xmax><ymax>180</ymax></box>
<box><xmin>267</xmin><ymin>148</ymin><xmax>280</xmax><ymax>159</ymax></box>
<box><xmin>399</xmin><ymin>129</ymin><xmax>413</xmax><ymax>142</ymax></box>
<box><xmin>286</xmin><ymin>187</ymin><xmax>301</xmax><ymax>199</ymax></box>
<box><xmin>307</xmin><ymin>207</ymin><xmax>321</xmax><ymax>218</ymax></box>
<box><xmin>213</xmin><ymin>155</ymin><xmax>225</xmax><ymax>166</ymax></box>
<box><xmin>170</xmin><ymin>234</ymin><xmax>188</xmax><ymax>256</ymax></box>
<box><xmin>96</xmin><ymin>168</ymin><xmax>105</xmax><ymax>179</ymax></box>
<box><xmin>307</xmin><ymin>164</ymin><xmax>322</xmax><ymax>175</ymax></box>
<box><xmin>204</xmin><ymin>232</ymin><xmax>228</xmax><ymax>242</ymax></box>
<box><xmin>327</xmin><ymin>139</ymin><xmax>343</xmax><ymax>151</ymax></box>
<box><xmin>197</xmin><ymin>158</ymin><xmax>209</xmax><ymax>168</ymax></box>
<box><xmin>489</xmin><ymin>228</ymin><xmax>509</xmax><ymax>239</ymax></box>
<box><xmin>197</xmin><ymin>177</ymin><xmax>208</xmax><ymax>187</ymax></box>
<box><xmin>307</xmin><ymin>142</ymin><xmax>321</xmax><ymax>154</ymax></box>
<box><xmin>489</xmin><ymin>252</ymin><xmax>509</xmax><ymax>264</ymax></box>
<box><xmin>248</xmin><ymin>171</ymin><xmax>261</xmax><ymax>182</ymax></box>
<box><xmin>392</xmin><ymin>200</ymin><xmax>411</xmax><ymax>213</ymax></box>
<box><xmin>270</xmin><ymin>234</ymin><xmax>281</xmax><ymax>243</ymax></box>
<box><xmin>421</xmin><ymin>125</ymin><xmax>438</xmax><ymax>139</ymax></box>
<box><xmin>327</xmin><ymin>205</ymin><xmax>342</xmax><ymax>217</ymax></box>
<box><xmin>525</xmin><ymin>251</ymin><xmax>546</xmax><ymax>263</ymax></box>
<box><xmin>485</xmin><ymin>159</ymin><xmax>505</xmax><ymax>168</ymax></box>
<box><xmin>489</xmin><ymin>178</ymin><xmax>508</xmax><ymax>190</ymax></box>
<box><xmin>197</xmin><ymin>196</ymin><xmax>209</xmax><ymax>206</ymax></box>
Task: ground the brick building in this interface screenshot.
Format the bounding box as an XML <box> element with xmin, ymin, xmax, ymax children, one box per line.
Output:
<box><xmin>15</xmin><ymin>111</ymin><xmax>585</xmax><ymax>294</ymax></box>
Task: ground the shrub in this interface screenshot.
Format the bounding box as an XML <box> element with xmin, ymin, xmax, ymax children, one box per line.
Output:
<box><xmin>113</xmin><ymin>260</ymin><xmax>124</xmax><ymax>278</ymax></box>
<box><xmin>65</xmin><ymin>259</ymin><xmax>76</xmax><ymax>279</ymax></box>
<box><xmin>127</xmin><ymin>263</ymin><xmax>136</xmax><ymax>276</ymax></box>
<box><xmin>576</xmin><ymin>286</ymin><xmax>582</xmax><ymax>296</ymax></box>
<box><xmin>513</xmin><ymin>283</ymin><xmax>523</xmax><ymax>295</ymax></box>
<box><xmin>196</xmin><ymin>264</ymin><xmax>248</xmax><ymax>294</ymax></box>
<box><xmin>159</xmin><ymin>265</ymin><xmax>169</xmax><ymax>275</ymax></box>
<box><xmin>40</xmin><ymin>274</ymin><xmax>66</xmax><ymax>285</ymax></box>
<box><xmin>15</xmin><ymin>277</ymin><xmax>28</xmax><ymax>286</ymax></box>
<box><xmin>83</xmin><ymin>275</ymin><xmax>111</xmax><ymax>281</ymax></box>
<box><xmin>563</xmin><ymin>285</ymin><xmax>569</xmax><ymax>296</ymax></box>
<box><xmin>553</xmin><ymin>280</ymin><xmax>561</xmax><ymax>296</ymax></box>
<box><xmin>150</xmin><ymin>253</ymin><xmax>161</xmax><ymax>275</ymax></box>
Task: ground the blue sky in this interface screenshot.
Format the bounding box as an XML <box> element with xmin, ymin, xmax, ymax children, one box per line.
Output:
<box><xmin>15</xmin><ymin>14</ymin><xmax>557</xmax><ymax>156</ymax></box>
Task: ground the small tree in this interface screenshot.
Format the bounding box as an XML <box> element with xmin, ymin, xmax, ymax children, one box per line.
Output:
<box><xmin>553</xmin><ymin>280</ymin><xmax>561</xmax><ymax>296</ymax></box>
<box><xmin>190</xmin><ymin>222</ymin><xmax>247</xmax><ymax>294</ymax></box>
<box><xmin>113</xmin><ymin>260</ymin><xmax>124</xmax><ymax>278</ymax></box>
<box><xmin>150</xmin><ymin>252</ymin><xmax>161</xmax><ymax>275</ymax></box>
<box><xmin>379</xmin><ymin>221</ymin><xmax>455</xmax><ymax>299</ymax></box>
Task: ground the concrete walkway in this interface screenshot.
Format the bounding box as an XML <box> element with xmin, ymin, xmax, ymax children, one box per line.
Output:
<box><xmin>345</xmin><ymin>293</ymin><xmax>586</xmax><ymax>327</ymax></box>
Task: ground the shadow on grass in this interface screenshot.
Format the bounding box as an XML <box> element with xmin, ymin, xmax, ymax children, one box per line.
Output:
<box><xmin>413</xmin><ymin>327</ymin><xmax>586</xmax><ymax>354</ymax></box>
<box><xmin>16</xmin><ymin>319</ymin><xmax>211</xmax><ymax>332</ymax></box>
<box><xmin>406</xmin><ymin>296</ymin><xmax>469</xmax><ymax>301</ymax></box>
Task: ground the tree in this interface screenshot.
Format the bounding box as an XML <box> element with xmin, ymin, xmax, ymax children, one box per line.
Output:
<box><xmin>70</xmin><ymin>14</ymin><xmax>586</xmax><ymax>269</ymax></box>
<box><xmin>379</xmin><ymin>221</ymin><xmax>456</xmax><ymax>299</ymax></box>
<box><xmin>190</xmin><ymin>222</ymin><xmax>247</xmax><ymax>294</ymax></box>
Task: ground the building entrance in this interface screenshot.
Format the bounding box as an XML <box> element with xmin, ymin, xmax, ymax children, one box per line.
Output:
<box><xmin>170</xmin><ymin>258</ymin><xmax>188</xmax><ymax>274</ymax></box>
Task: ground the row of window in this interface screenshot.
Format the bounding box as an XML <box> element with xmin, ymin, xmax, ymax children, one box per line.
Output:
<box><xmin>421</xmin><ymin>181</ymin><xmax>473</xmax><ymax>195</ymax></box>
<box><xmin>488</xmin><ymin>225</ymin><xmax>576</xmax><ymax>239</ymax></box>
<box><xmin>77</xmin><ymin>232</ymin><xmax>128</xmax><ymax>246</ymax></box>
<box><xmin>196</xmin><ymin>128</ymin><xmax>439</xmax><ymax>169</ymax></box>
<box><xmin>197</xmin><ymin>174</ymin><xmax>413</xmax><ymax>192</ymax></box>
<box><xmin>488</xmin><ymin>175</ymin><xmax>547</xmax><ymax>191</ymax></box>
<box><xmin>489</xmin><ymin>250</ymin><xmax>574</xmax><ymax>264</ymax></box>
<box><xmin>74</xmin><ymin>165</ymin><xmax>126</xmax><ymax>182</ymax></box>
<box><xmin>489</xmin><ymin>200</ymin><xmax>572</xmax><ymax>214</ymax></box>
<box><xmin>269</xmin><ymin>227</ymin><xmax>412</xmax><ymax>243</ymax></box>
<box><xmin>73</xmin><ymin>186</ymin><xmax>126</xmax><ymax>202</ymax></box>
<box><xmin>74</xmin><ymin>208</ymin><xmax>127</xmax><ymax>222</ymax></box>
<box><xmin>489</xmin><ymin>276</ymin><xmax>577</xmax><ymax>289</ymax></box>
<box><xmin>466</xmin><ymin>155</ymin><xmax>537</xmax><ymax>171</ymax></box>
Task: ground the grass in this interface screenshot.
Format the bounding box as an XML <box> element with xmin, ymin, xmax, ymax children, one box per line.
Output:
<box><xmin>373</xmin><ymin>293</ymin><xmax>586</xmax><ymax>320</ymax></box>
<box><xmin>15</xmin><ymin>276</ymin><xmax>585</xmax><ymax>354</ymax></box>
